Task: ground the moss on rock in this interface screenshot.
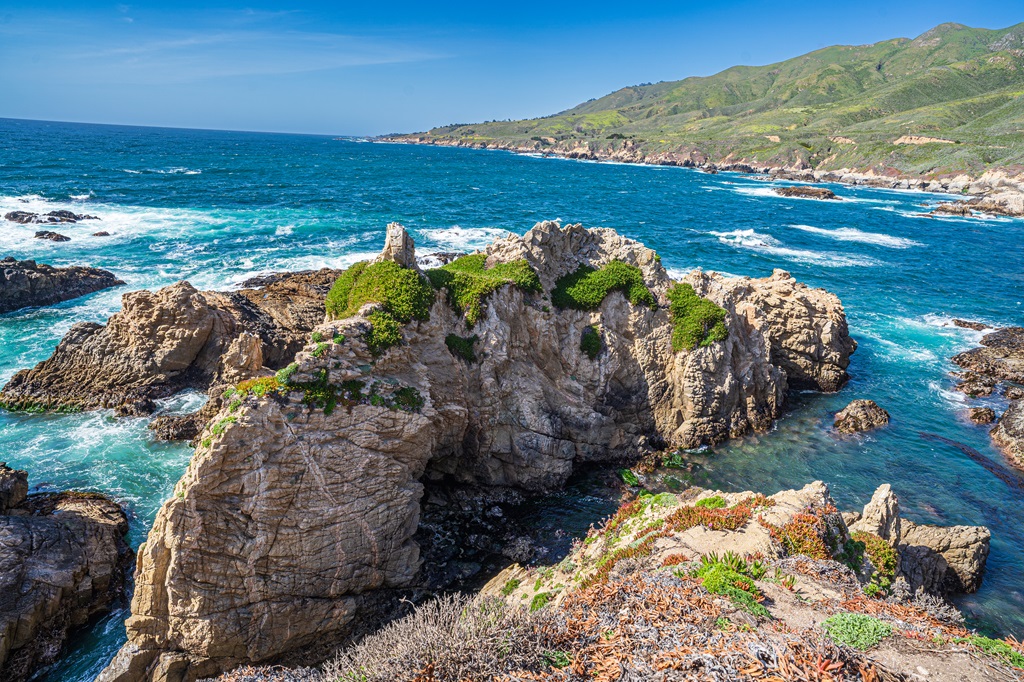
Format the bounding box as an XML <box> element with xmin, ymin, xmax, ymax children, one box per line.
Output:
<box><xmin>552</xmin><ymin>261</ymin><xmax>655</xmax><ymax>310</ymax></box>
<box><xmin>666</xmin><ymin>282</ymin><xmax>728</xmax><ymax>352</ymax></box>
<box><xmin>427</xmin><ymin>254</ymin><xmax>541</xmax><ymax>327</ymax></box>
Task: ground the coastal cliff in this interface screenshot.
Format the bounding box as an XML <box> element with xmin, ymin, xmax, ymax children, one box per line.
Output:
<box><xmin>89</xmin><ymin>221</ymin><xmax>859</xmax><ymax>680</ymax></box>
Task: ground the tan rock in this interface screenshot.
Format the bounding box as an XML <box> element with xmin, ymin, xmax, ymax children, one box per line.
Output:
<box><xmin>898</xmin><ymin>520</ymin><xmax>990</xmax><ymax>594</ymax></box>
<box><xmin>834</xmin><ymin>399</ymin><xmax>890</xmax><ymax>433</ymax></box>
<box><xmin>848</xmin><ymin>484</ymin><xmax>901</xmax><ymax>545</ymax></box>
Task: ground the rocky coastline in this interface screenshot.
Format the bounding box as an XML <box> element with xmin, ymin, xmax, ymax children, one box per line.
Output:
<box><xmin>0</xmin><ymin>257</ymin><xmax>124</xmax><ymax>314</ymax></box>
<box><xmin>0</xmin><ymin>464</ymin><xmax>133</xmax><ymax>682</ymax></box>
<box><xmin>379</xmin><ymin>137</ymin><xmax>1024</xmax><ymax>218</ymax></box>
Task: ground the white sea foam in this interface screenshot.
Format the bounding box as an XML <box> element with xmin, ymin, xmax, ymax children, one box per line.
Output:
<box><xmin>69</xmin><ymin>193</ymin><xmax>93</xmax><ymax>201</ymax></box>
<box><xmin>709</xmin><ymin>229</ymin><xmax>877</xmax><ymax>267</ymax></box>
<box><xmin>789</xmin><ymin>224</ymin><xmax>922</xmax><ymax>248</ymax></box>
<box><xmin>275</xmin><ymin>225</ymin><xmax>294</xmax><ymax>236</ymax></box>
<box><xmin>418</xmin><ymin>225</ymin><xmax>512</xmax><ymax>252</ymax></box>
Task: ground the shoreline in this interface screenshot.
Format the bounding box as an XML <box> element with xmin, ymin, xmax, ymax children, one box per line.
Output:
<box><xmin>378</xmin><ymin>136</ymin><xmax>1024</xmax><ymax>218</ymax></box>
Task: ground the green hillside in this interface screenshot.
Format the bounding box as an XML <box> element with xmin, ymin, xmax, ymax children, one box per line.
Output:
<box><xmin>394</xmin><ymin>23</ymin><xmax>1024</xmax><ymax>176</ymax></box>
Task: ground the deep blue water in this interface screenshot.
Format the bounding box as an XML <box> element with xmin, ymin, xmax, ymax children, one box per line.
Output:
<box><xmin>0</xmin><ymin>118</ymin><xmax>1022</xmax><ymax>680</ymax></box>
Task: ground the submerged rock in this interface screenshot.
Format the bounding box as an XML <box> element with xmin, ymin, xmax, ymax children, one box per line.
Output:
<box><xmin>773</xmin><ymin>185</ymin><xmax>839</xmax><ymax>200</ymax></box>
<box><xmin>0</xmin><ymin>257</ymin><xmax>124</xmax><ymax>315</ymax></box>
<box><xmin>968</xmin><ymin>407</ymin><xmax>996</xmax><ymax>424</ymax></box>
<box><xmin>5</xmin><ymin>210</ymin><xmax>99</xmax><ymax>224</ymax></box>
<box><xmin>0</xmin><ymin>464</ymin><xmax>133</xmax><ymax>682</ymax></box>
<box><xmin>834</xmin><ymin>399</ymin><xmax>890</xmax><ymax>433</ymax></box>
<box><xmin>99</xmin><ymin>222</ymin><xmax>857</xmax><ymax>680</ymax></box>
<box><xmin>952</xmin><ymin>318</ymin><xmax>988</xmax><ymax>331</ymax></box>
<box><xmin>0</xmin><ymin>270</ymin><xmax>341</xmax><ymax>414</ymax></box>
<box><xmin>952</xmin><ymin>326</ymin><xmax>1024</xmax><ymax>384</ymax></box>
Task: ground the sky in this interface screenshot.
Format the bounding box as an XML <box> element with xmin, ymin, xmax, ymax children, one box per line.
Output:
<box><xmin>0</xmin><ymin>1</ymin><xmax>1021</xmax><ymax>136</ymax></box>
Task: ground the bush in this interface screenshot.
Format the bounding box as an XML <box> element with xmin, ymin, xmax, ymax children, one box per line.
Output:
<box><xmin>958</xmin><ymin>635</ymin><xmax>1024</xmax><ymax>668</ymax></box>
<box><xmin>620</xmin><ymin>468</ymin><xmax>641</xmax><ymax>486</ymax></box>
<box><xmin>552</xmin><ymin>261</ymin><xmax>655</xmax><ymax>310</ymax></box>
<box><xmin>275</xmin><ymin>362</ymin><xmax>299</xmax><ymax>385</ymax></box>
<box><xmin>691</xmin><ymin>556</ymin><xmax>770</xmax><ymax>617</ymax></box>
<box><xmin>392</xmin><ymin>386</ymin><xmax>425</xmax><ymax>412</ymax></box>
<box><xmin>851</xmin><ymin>531</ymin><xmax>898</xmax><ymax>579</ymax></box>
<box><xmin>695</xmin><ymin>495</ymin><xmax>726</xmax><ymax>509</ymax></box>
<box><xmin>445</xmin><ymin>334</ymin><xmax>479</xmax><ymax>362</ymax></box>
<box><xmin>427</xmin><ymin>254</ymin><xmax>541</xmax><ymax>326</ymax></box>
<box><xmin>580</xmin><ymin>325</ymin><xmax>601</xmax><ymax>359</ymax></box>
<box><xmin>530</xmin><ymin>592</ymin><xmax>554</xmax><ymax>612</ymax></box>
<box><xmin>322</xmin><ymin>594</ymin><xmax>555</xmax><ymax>682</ymax></box>
<box><xmin>325</xmin><ymin>261</ymin><xmax>435</xmax><ymax>354</ymax></box>
<box><xmin>821</xmin><ymin>613</ymin><xmax>892</xmax><ymax>650</ymax></box>
<box><xmin>234</xmin><ymin>376</ymin><xmax>281</xmax><ymax>399</ymax></box>
<box><xmin>500</xmin><ymin>578</ymin><xmax>522</xmax><ymax>596</ymax></box>
<box><xmin>666</xmin><ymin>282</ymin><xmax>728</xmax><ymax>351</ymax></box>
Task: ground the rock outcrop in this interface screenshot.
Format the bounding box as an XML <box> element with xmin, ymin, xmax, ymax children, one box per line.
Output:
<box><xmin>0</xmin><ymin>258</ymin><xmax>124</xmax><ymax>315</ymax></box>
<box><xmin>0</xmin><ymin>269</ymin><xmax>341</xmax><ymax>415</ymax></box>
<box><xmin>834</xmin><ymin>399</ymin><xmax>890</xmax><ymax>433</ymax></box>
<box><xmin>0</xmin><ymin>464</ymin><xmax>133</xmax><ymax>682</ymax></box>
<box><xmin>98</xmin><ymin>222</ymin><xmax>856</xmax><ymax>681</ymax></box>
<box><xmin>968</xmin><ymin>407</ymin><xmax>995</xmax><ymax>424</ymax></box>
<box><xmin>773</xmin><ymin>186</ymin><xmax>839</xmax><ymax>200</ymax></box>
<box><xmin>5</xmin><ymin>210</ymin><xmax>99</xmax><ymax>224</ymax></box>
<box><xmin>34</xmin><ymin>230</ymin><xmax>71</xmax><ymax>242</ymax></box>
<box><xmin>950</xmin><ymin>327</ymin><xmax>1024</xmax><ymax>467</ymax></box>
<box><xmin>847</xmin><ymin>484</ymin><xmax>901</xmax><ymax>543</ymax></box>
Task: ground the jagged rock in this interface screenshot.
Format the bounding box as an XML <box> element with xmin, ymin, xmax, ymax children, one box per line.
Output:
<box><xmin>1006</xmin><ymin>386</ymin><xmax>1024</xmax><ymax>400</ymax></box>
<box><xmin>773</xmin><ymin>186</ymin><xmax>838</xmax><ymax>200</ymax></box>
<box><xmin>0</xmin><ymin>271</ymin><xmax>340</xmax><ymax>414</ymax></box>
<box><xmin>991</xmin><ymin>400</ymin><xmax>1024</xmax><ymax>468</ymax></box>
<box><xmin>968</xmin><ymin>407</ymin><xmax>995</xmax><ymax>424</ymax></box>
<box><xmin>0</xmin><ymin>464</ymin><xmax>27</xmax><ymax>513</ymax></box>
<box><xmin>951</xmin><ymin>371</ymin><xmax>997</xmax><ymax>396</ymax></box>
<box><xmin>848</xmin><ymin>484</ymin><xmax>901</xmax><ymax>544</ymax></box>
<box><xmin>898</xmin><ymin>520</ymin><xmax>990</xmax><ymax>594</ymax></box>
<box><xmin>101</xmin><ymin>222</ymin><xmax>857</xmax><ymax>680</ymax></box>
<box><xmin>952</xmin><ymin>318</ymin><xmax>988</xmax><ymax>331</ymax></box>
<box><xmin>375</xmin><ymin>222</ymin><xmax>420</xmax><ymax>270</ymax></box>
<box><xmin>834</xmin><ymin>399</ymin><xmax>890</xmax><ymax>433</ymax></box>
<box><xmin>0</xmin><ymin>257</ymin><xmax>124</xmax><ymax>314</ymax></box>
<box><xmin>33</xmin><ymin>230</ymin><xmax>71</xmax><ymax>242</ymax></box>
<box><xmin>952</xmin><ymin>327</ymin><xmax>1024</xmax><ymax>384</ymax></box>
<box><xmin>5</xmin><ymin>210</ymin><xmax>98</xmax><ymax>224</ymax></box>
<box><xmin>0</xmin><ymin>480</ymin><xmax>133</xmax><ymax>682</ymax></box>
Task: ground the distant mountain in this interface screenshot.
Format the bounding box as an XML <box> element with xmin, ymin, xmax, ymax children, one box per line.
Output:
<box><xmin>390</xmin><ymin>23</ymin><xmax>1024</xmax><ymax>178</ymax></box>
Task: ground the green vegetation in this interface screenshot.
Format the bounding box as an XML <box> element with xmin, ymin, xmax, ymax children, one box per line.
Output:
<box><xmin>311</xmin><ymin>331</ymin><xmax>323</xmax><ymax>343</ymax></box>
<box><xmin>580</xmin><ymin>325</ymin><xmax>601</xmax><ymax>359</ymax></box>
<box><xmin>403</xmin><ymin>23</ymin><xmax>1024</xmax><ymax>179</ymax></box>
<box><xmin>333</xmin><ymin>333</ymin><xmax>346</xmax><ymax>344</ymax></box>
<box><xmin>542</xmin><ymin>651</ymin><xmax>572</xmax><ymax>669</ymax></box>
<box><xmin>445</xmin><ymin>334</ymin><xmax>479</xmax><ymax>362</ymax></box>
<box><xmin>552</xmin><ymin>262</ymin><xmax>654</xmax><ymax>311</ymax></box>
<box><xmin>229</xmin><ymin>376</ymin><xmax>282</xmax><ymax>400</ymax></box>
<box><xmin>957</xmin><ymin>635</ymin><xmax>1024</xmax><ymax>669</ymax></box>
<box><xmin>821</xmin><ymin>613</ymin><xmax>893</xmax><ymax>650</ymax></box>
<box><xmin>666</xmin><ymin>283</ymin><xmax>727</xmax><ymax>352</ymax></box>
<box><xmin>849</xmin><ymin>531</ymin><xmax>898</xmax><ymax>596</ymax></box>
<box><xmin>210</xmin><ymin>416</ymin><xmax>236</xmax><ymax>436</ymax></box>
<box><xmin>325</xmin><ymin>261</ymin><xmax>435</xmax><ymax>354</ymax></box>
<box><xmin>694</xmin><ymin>495</ymin><xmax>726</xmax><ymax>509</ymax></box>
<box><xmin>291</xmin><ymin>368</ymin><xmax>338</xmax><ymax>415</ymax></box>
<box><xmin>275</xmin><ymin>362</ymin><xmax>299</xmax><ymax>385</ymax></box>
<box><xmin>392</xmin><ymin>386</ymin><xmax>425</xmax><ymax>412</ymax></box>
<box><xmin>312</xmin><ymin>341</ymin><xmax>329</xmax><ymax>357</ymax></box>
<box><xmin>426</xmin><ymin>254</ymin><xmax>541</xmax><ymax>326</ymax></box>
<box><xmin>530</xmin><ymin>592</ymin><xmax>554</xmax><ymax>612</ymax></box>
<box><xmin>619</xmin><ymin>468</ymin><xmax>641</xmax><ymax>486</ymax></box>
<box><xmin>500</xmin><ymin>578</ymin><xmax>522</xmax><ymax>596</ymax></box>
<box><xmin>690</xmin><ymin>553</ymin><xmax>770</xmax><ymax>617</ymax></box>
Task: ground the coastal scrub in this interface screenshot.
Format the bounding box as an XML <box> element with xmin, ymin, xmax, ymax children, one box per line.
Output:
<box><xmin>552</xmin><ymin>261</ymin><xmax>655</xmax><ymax>310</ymax></box>
<box><xmin>325</xmin><ymin>260</ymin><xmax>434</xmax><ymax>353</ymax></box>
<box><xmin>666</xmin><ymin>282</ymin><xmax>728</xmax><ymax>351</ymax></box>
<box><xmin>426</xmin><ymin>254</ymin><xmax>541</xmax><ymax>326</ymax></box>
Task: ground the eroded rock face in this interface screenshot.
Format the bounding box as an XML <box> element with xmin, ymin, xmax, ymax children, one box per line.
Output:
<box><xmin>100</xmin><ymin>222</ymin><xmax>857</xmax><ymax>680</ymax></box>
<box><xmin>0</xmin><ymin>465</ymin><xmax>133</xmax><ymax>682</ymax></box>
<box><xmin>991</xmin><ymin>400</ymin><xmax>1024</xmax><ymax>467</ymax></box>
<box><xmin>0</xmin><ymin>270</ymin><xmax>341</xmax><ymax>414</ymax></box>
<box><xmin>834</xmin><ymin>399</ymin><xmax>890</xmax><ymax>433</ymax></box>
<box><xmin>0</xmin><ymin>258</ymin><xmax>124</xmax><ymax>315</ymax></box>
<box><xmin>848</xmin><ymin>484</ymin><xmax>901</xmax><ymax>544</ymax></box>
<box><xmin>899</xmin><ymin>521</ymin><xmax>991</xmax><ymax>594</ymax></box>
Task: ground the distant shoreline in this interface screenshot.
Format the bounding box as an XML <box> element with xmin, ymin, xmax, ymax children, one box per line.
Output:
<box><xmin>378</xmin><ymin>136</ymin><xmax>1024</xmax><ymax>218</ymax></box>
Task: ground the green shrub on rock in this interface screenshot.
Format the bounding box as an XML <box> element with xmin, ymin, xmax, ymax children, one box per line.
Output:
<box><xmin>427</xmin><ymin>254</ymin><xmax>541</xmax><ymax>326</ymax></box>
<box><xmin>580</xmin><ymin>325</ymin><xmax>601</xmax><ymax>359</ymax></box>
<box><xmin>445</xmin><ymin>334</ymin><xmax>479</xmax><ymax>362</ymax></box>
<box><xmin>552</xmin><ymin>261</ymin><xmax>655</xmax><ymax>310</ymax></box>
<box><xmin>324</xmin><ymin>261</ymin><xmax>434</xmax><ymax>354</ymax></box>
<box><xmin>666</xmin><ymin>282</ymin><xmax>728</xmax><ymax>351</ymax></box>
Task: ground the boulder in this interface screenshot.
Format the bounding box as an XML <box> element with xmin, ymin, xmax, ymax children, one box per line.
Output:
<box><xmin>100</xmin><ymin>222</ymin><xmax>857</xmax><ymax>680</ymax></box>
<box><xmin>952</xmin><ymin>319</ymin><xmax>988</xmax><ymax>331</ymax></box>
<box><xmin>952</xmin><ymin>327</ymin><xmax>1024</xmax><ymax>384</ymax></box>
<box><xmin>898</xmin><ymin>520</ymin><xmax>990</xmax><ymax>594</ymax></box>
<box><xmin>968</xmin><ymin>407</ymin><xmax>995</xmax><ymax>425</ymax></box>
<box><xmin>834</xmin><ymin>399</ymin><xmax>890</xmax><ymax>433</ymax></box>
<box><xmin>0</xmin><ymin>464</ymin><xmax>28</xmax><ymax>513</ymax></box>
<box><xmin>0</xmin><ymin>270</ymin><xmax>341</xmax><ymax>415</ymax></box>
<box><xmin>33</xmin><ymin>230</ymin><xmax>70</xmax><ymax>242</ymax></box>
<box><xmin>0</xmin><ymin>257</ymin><xmax>124</xmax><ymax>314</ymax></box>
<box><xmin>0</xmin><ymin>474</ymin><xmax>132</xmax><ymax>682</ymax></box>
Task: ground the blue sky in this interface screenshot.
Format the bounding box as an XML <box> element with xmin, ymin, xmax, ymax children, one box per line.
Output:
<box><xmin>0</xmin><ymin>2</ymin><xmax>1020</xmax><ymax>135</ymax></box>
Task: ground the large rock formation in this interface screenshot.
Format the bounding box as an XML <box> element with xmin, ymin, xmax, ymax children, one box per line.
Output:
<box><xmin>97</xmin><ymin>222</ymin><xmax>857</xmax><ymax>681</ymax></box>
<box><xmin>0</xmin><ymin>258</ymin><xmax>123</xmax><ymax>314</ymax></box>
<box><xmin>0</xmin><ymin>269</ymin><xmax>341</xmax><ymax>415</ymax></box>
<box><xmin>0</xmin><ymin>464</ymin><xmax>133</xmax><ymax>682</ymax></box>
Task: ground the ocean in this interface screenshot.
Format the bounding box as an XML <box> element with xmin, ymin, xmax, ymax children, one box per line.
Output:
<box><xmin>0</xmin><ymin>117</ymin><xmax>1021</xmax><ymax>680</ymax></box>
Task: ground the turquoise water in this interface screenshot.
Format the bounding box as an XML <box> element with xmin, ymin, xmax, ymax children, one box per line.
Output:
<box><xmin>1</xmin><ymin>118</ymin><xmax>1022</xmax><ymax>679</ymax></box>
